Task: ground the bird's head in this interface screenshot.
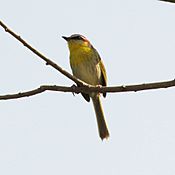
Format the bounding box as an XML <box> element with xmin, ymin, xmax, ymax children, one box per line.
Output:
<box><xmin>62</xmin><ymin>34</ymin><xmax>91</xmax><ymax>51</ymax></box>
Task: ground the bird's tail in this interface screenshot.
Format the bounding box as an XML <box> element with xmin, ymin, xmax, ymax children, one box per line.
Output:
<box><xmin>92</xmin><ymin>95</ymin><xmax>109</xmax><ymax>140</ymax></box>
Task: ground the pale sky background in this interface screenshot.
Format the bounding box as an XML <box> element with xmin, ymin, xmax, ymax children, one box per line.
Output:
<box><xmin>0</xmin><ymin>1</ymin><xmax>175</xmax><ymax>175</ymax></box>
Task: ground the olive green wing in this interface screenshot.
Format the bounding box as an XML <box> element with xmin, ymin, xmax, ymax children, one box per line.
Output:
<box><xmin>93</xmin><ymin>46</ymin><xmax>107</xmax><ymax>98</ymax></box>
<box><xmin>99</xmin><ymin>60</ymin><xmax>107</xmax><ymax>97</ymax></box>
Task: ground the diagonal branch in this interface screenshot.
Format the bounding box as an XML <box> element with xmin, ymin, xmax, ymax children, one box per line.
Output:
<box><xmin>0</xmin><ymin>20</ymin><xmax>86</xmax><ymax>86</ymax></box>
<box><xmin>0</xmin><ymin>79</ymin><xmax>175</xmax><ymax>100</ymax></box>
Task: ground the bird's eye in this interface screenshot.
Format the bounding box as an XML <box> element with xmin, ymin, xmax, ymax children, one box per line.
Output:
<box><xmin>75</xmin><ymin>36</ymin><xmax>82</xmax><ymax>40</ymax></box>
<box><xmin>70</xmin><ymin>35</ymin><xmax>84</xmax><ymax>40</ymax></box>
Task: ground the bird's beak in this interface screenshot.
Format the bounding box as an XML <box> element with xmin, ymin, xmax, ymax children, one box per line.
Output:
<box><xmin>62</xmin><ymin>36</ymin><xmax>69</xmax><ymax>41</ymax></box>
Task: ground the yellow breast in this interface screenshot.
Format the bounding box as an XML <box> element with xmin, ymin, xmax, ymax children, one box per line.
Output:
<box><xmin>69</xmin><ymin>46</ymin><xmax>101</xmax><ymax>86</ymax></box>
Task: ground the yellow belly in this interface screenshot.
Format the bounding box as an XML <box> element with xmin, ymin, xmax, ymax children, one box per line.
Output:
<box><xmin>70</xmin><ymin>50</ymin><xmax>101</xmax><ymax>86</ymax></box>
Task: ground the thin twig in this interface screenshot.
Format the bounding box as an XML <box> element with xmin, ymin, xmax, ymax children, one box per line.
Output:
<box><xmin>0</xmin><ymin>79</ymin><xmax>175</xmax><ymax>100</ymax></box>
<box><xmin>159</xmin><ymin>0</ymin><xmax>175</xmax><ymax>3</ymax></box>
<box><xmin>0</xmin><ymin>20</ymin><xmax>85</xmax><ymax>86</ymax></box>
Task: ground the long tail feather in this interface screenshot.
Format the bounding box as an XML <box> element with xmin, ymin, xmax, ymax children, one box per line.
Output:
<box><xmin>92</xmin><ymin>95</ymin><xmax>109</xmax><ymax>140</ymax></box>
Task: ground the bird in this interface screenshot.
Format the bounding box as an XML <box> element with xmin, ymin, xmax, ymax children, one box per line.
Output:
<box><xmin>62</xmin><ymin>34</ymin><xmax>109</xmax><ymax>140</ymax></box>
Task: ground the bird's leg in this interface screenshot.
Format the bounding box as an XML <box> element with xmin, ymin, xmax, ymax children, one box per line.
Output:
<box><xmin>71</xmin><ymin>84</ymin><xmax>78</xmax><ymax>96</ymax></box>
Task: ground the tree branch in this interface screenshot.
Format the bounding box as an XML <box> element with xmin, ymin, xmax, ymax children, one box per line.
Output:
<box><xmin>0</xmin><ymin>79</ymin><xmax>175</xmax><ymax>100</ymax></box>
<box><xmin>0</xmin><ymin>20</ymin><xmax>175</xmax><ymax>101</ymax></box>
<box><xmin>0</xmin><ymin>20</ymin><xmax>86</xmax><ymax>86</ymax></box>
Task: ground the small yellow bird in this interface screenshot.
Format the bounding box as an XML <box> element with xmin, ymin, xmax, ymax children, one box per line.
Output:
<box><xmin>62</xmin><ymin>34</ymin><xmax>109</xmax><ymax>140</ymax></box>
